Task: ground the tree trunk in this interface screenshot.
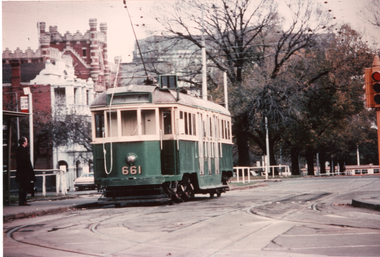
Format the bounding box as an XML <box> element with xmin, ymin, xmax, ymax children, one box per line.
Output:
<box><xmin>306</xmin><ymin>147</ymin><xmax>314</xmax><ymax>176</ymax></box>
<box><xmin>330</xmin><ymin>155</ymin><xmax>335</xmax><ymax>174</ymax></box>
<box><xmin>236</xmin><ymin>131</ymin><xmax>250</xmax><ymax>166</ymax></box>
<box><xmin>291</xmin><ymin>147</ymin><xmax>300</xmax><ymax>175</ymax></box>
<box><xmin>339</xmin><ymin>158</ymin><xmax>345</xmax><ymax>174</ymax></box>
<box><xmin>319</xmin><ymin>150</ymin><xmax>326</xmax><ymax>174</ymax></box>
<box><xmin>269</xmin><ymin>140</ymin><xmax>277</xmax><ymax>174</ymax></box>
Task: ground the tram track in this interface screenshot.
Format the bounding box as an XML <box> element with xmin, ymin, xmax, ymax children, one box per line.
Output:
<box><xmin>89</xmin><ymin>204</ymin><xmax>243</xmax><ymax>256</ymax></box>
<box><xmin>5</xmin><ymin>177</ymin><xmax>380</xmax><ymax>257</ymax></box>
<box><xmin>6</xmin><ymin>201</ymin><xmax>243</xmax><ymax>256</ymax></box>
<box><xmin>6</xmin><ymin>208</ymin><xmax>141</xmax><ymax>256</ymax></box>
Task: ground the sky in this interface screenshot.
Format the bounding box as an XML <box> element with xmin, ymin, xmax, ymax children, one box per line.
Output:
<box><xmin>2</xmin><ymin>0</ymin><xmax>380</xmax><ymax>64</ymax></box>
<box><xmin>2</xmin><ymin>0</ymin><xmax>160</xmax><ymax>63</ymax></box>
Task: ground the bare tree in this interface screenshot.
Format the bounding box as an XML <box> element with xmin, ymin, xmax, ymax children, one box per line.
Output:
<box><xmin>141</xmin><ymin>0</ymin><xmax>331</xmax><ymax>165</ymax></box>
<box><xmin>360</xmin><ymin>0</ymin><xmax>380</xmax><ymax>28</ymax></box>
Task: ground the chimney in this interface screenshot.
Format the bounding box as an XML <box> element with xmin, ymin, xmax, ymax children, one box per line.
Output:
<box><xmin>9</xmin><ymin>60</ymin><xmax>21</xmax><ymax>87</ymax></box>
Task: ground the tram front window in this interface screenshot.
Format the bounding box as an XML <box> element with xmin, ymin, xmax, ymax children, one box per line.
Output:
<box><xmin>107</xmin><ymin>111</ymin><xmax>118</xmax><ymax>137</ymax></box>
<box><xmin>121</xmin><ymin>110</ymin><xmax>138</xmax><ymax>136</ymax></box>
<box><xmin>141</xmin><ymin>110</ymin><xmax>156</xmax><ymax>135</ymax></box>
<box><xmin>163</xmin><ymin>111</ymin><xmax>172</xmax><ymax>134</ymax></box>
<box><xmin>95</xmin><ymin>113</ymin><xmax>104</xmax><ymax>138</ymax></box>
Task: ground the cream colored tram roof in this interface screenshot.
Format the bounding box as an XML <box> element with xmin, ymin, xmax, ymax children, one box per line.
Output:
<box><xmin>91</xmin><ymin>84</ymin><xmax>230</xmax><ymax>116</ymax></box>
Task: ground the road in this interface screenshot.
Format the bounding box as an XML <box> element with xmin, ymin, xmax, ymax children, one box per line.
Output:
<box><xmin>3</xmin><ymin>176</ymin><xmax>380</xmax><ymax>257</ymax></box>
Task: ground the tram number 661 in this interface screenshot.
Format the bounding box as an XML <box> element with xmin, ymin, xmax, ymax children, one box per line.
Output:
<box><xmin>122</xmin><ymin>166</ymin><xmax>141</xmax><ymax>175</ymax></box>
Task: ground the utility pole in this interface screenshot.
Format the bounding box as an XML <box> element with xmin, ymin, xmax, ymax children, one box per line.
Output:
<box><xmin>364</xmin><ymin>55</ymin><xmax>380</xmax><ymax>167</ymax></box>
<box><xmin>265</xmin><ymin>117</ymin><xmax>269</xmax><ymax>180</ymax></box>
<box><xmin>22</xmin><ymin>87</ymin><xmax>34</xmax><ymax>166</ymax></box>
<box><xmin>201</xmin><ymin>4</ymin><xmax>207</xmax><ymax>100</ymax></box>
<box><xmin>224</xmin><ymin>72</ymin><xmax>228</xmax><ymax>110</ymax></box>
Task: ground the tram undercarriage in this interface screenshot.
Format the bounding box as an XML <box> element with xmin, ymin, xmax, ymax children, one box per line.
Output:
<box><xmin>97</xmin><ymin>180</ymin><xmax>229</xmax><ymax>206</ymax></box>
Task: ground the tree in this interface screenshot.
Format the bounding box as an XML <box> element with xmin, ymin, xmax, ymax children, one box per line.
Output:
<box><xmin>360</xmin><ymin>0</ymin><xmax>380</xmax><ymax>28</ymax></box>
<box><xmin>51</xmin><ymin>110</ymin><xmax>93</xmax><ymax>154</ymax></box>
<box><xmin>148</xmin><ymin>0</ymin><xmax>331</xmax><ymax>166</ymax></box>
<box><xmin>282</xmin><ymin>24</ymin><xmax>374</xmax><ymax>175</ymax></box>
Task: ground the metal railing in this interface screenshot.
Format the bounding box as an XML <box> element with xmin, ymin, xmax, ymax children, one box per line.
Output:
<box><xmin>232</xmin><ymin>165</ymin><xmax>291</xmax><ymax>183</ymax></box>
<box><xmin>10</xmin><ymin>169</ymin><xmax>68</xmax><ymax>196</ymax></box>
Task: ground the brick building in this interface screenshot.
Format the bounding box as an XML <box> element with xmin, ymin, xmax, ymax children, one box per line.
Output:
<box><xmin>3</xmin><ymin>18</ymin><xmax>110</xmax><ymax>92</ymax></box>
<box><xmin>2</xmin><ymin>18</ymin><xmax>111</xmax><ymax>192</ymax></box>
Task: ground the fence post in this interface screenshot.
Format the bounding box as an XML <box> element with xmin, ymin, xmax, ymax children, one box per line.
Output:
<box><xmin>62</xmin><ymin>171</ymin><xmax>67</xmax><ymax>195</ymax></box>
<box><xmin>56</xmin><ymin>171</ymin><xmax>60</xmax><ymax>195</ymax></box>
<box><xmin>247</xmin><ymin>167</ymin><xmax>250</xmax><ymax>183</ymax></box>
<box><xmin>42</xmin><ymin>171</ymin><xmax>46</xmax><ymax>197</ymax></box>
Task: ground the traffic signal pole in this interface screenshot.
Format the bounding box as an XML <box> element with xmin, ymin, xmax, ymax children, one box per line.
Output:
<box><xmin>377</xmin><ymin>109</ymin><xmax>380</xmax><ymax>168</ymax></box>
<box><xmin>365</xmin><ymin>55</ymin><xmax>380</xmax><ymax>167</ymax></box>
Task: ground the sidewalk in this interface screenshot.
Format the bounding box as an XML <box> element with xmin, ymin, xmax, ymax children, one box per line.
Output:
<box><xmin>352</xmin><ymin>196</ymin><xmax>380</xmax><ymax>211</ymax></box>
<box><xmin>3</xmin><ymin>192</ymin><xmax>100</xmax><ymax>222</ymax></box>
<box><xmin>4</xmin><ymin>181</ymin><xmax>380</xmax><ymax>223</ymax></box>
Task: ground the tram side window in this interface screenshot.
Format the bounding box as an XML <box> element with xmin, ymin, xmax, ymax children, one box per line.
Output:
<box><xmin>226</xmin><ymin>121</ymin><xmax>230</xmax><ymax>140</ymax></box>
<box><xmin>221</xmin><ymin>120</ymin><xmax>225</xmax><ymax>139</ymax></box>
<box><xmin>107</xmin><ymin>112</ymin><xmax>118</xmax><ymax>137</ymax></box>
<box><xmin>209</xmin><ymin>116</ymin><xmax>212</xmax><ymax>138</ymax></box>
<box><xmin>180</xmin><ymin>111</ymin><xmax>196</xmax><ymax>136</ymax></box>
<box><xmin>121</xmin><ymin>110</ymin><xmax>138</xmax><ymax>136</ymax></box>
<box><xmin>184</xmin><ymin>112</ymin><xmax>188</xmax><ymax>135</ymax></box>
<box><xmin>95</xmin><ymin>113</ymin><xmax>104</xmax><ymax>138</ymax></box>
<box><xmin>192</xmin><ymin>113</ymin><xmax>196</xmax><ymax>135</ymax></box>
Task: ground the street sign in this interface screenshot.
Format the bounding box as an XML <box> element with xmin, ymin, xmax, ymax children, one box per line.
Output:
<box><xmin>20</xmin><ymin>95</ymin><xmax>29</xmax><ymax>113</ymax></box>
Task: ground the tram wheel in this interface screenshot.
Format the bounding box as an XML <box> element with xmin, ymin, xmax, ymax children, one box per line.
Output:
<box><xmin>171</xmin><ymin>193</ymin><xmax>182</xmax><ymax>204</ymax></box>
<box><xmin>181</xmin><ymin>184</ymin><xmax>194</xmax><ymax>201</ymax></box>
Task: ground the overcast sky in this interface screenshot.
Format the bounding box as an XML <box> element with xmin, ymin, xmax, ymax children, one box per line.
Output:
<box><xmin>2</xmin><ymin>0</ymin><xmax>379</xmax><ymax>64</ymax></box>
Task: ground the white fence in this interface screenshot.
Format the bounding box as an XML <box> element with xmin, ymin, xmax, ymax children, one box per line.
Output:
<box><xmin>303</xmin><ymin>164</ymin><xmax>380</xmax><ymax>176</ymax></box>
<box><xmin>10</xmin><ymin>169</ymin><xmax>68</xmax><ymax>196</ymax></box>
<box><xmin>232</xmin><ymin>165</ymin><xmax>291</xmax><ymax>183</ymax></box>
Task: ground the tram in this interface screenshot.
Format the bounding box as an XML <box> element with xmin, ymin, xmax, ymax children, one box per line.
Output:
<box><xmin>90</xmin><ymin>75</ymin><xmax>233</xmax><ymax>205</ymax></box>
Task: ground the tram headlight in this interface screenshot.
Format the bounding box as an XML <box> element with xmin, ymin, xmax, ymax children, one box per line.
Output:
<box><xmin>126</xmin><ymin>153</ymin><xmax>137</xmax><ymax>165</ymax></box>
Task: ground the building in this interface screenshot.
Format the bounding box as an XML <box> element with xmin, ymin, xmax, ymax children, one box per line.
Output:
<box><xmin>3</xmin><ymin>18</ymin><xmax>110</xmax><ymax>92</ymax></box>
<box><xmin>121</xmin><ymin>35</ymin><xmax>202</xmax><ymax>96</ymax></box>
<box><xmin>2</xmin><ymin>18</ymin><xmax>111</xmax><ymax>192</ymax></box>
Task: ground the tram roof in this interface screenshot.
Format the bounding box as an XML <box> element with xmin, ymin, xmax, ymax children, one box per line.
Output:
<box><xmin>91</xmin><ymin>85</ymin><xmax>230</xmax><ymax>116</ymax></box>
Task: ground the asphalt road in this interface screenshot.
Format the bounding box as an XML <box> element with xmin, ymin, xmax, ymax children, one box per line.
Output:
<box><xmin>3</xmin><ymin>176</ymin><xmax>380</xmax><ymax>257</ymax></box>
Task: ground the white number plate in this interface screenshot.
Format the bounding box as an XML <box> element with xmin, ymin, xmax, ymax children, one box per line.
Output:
<box><xmin>122</xmin><ymin>166</ymin><xmax>142</xmax><ymax>175</ymax></box>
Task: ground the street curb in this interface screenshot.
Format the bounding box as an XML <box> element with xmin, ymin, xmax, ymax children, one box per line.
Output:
<box><xmin>3</xmin><ymin>180</ymin><xmax>280</xmax><ymax>222</ymax></box>
<box><xmin>228</xmin><ymin>179</ymin><xmax>282</xmax><ymax>191</ymax></box>
<box><xmin>352</xmin><ymin>198</ymin><xmax>380</xmax><ymax>211</ymax></box>
<box><xmin>3</xmin><ymin>202</ymin><xmax>99</xmax><ymax>223</ymax></box>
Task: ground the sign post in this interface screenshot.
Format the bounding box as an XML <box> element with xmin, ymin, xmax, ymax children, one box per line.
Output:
<box><xmin>22</xmin><ymin>87</ymin><xmax>33</xmax><ymax>167</ymax></box>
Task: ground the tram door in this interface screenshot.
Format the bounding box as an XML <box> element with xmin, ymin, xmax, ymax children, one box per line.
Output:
<box><xmin>160</xmin><ymin>109</ymin><xmax>177</xmax><ymax>175</ymax></box>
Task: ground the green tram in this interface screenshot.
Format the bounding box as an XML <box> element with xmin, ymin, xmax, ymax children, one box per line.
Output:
<box><xmin>90</xmin><ymin>77</ymin><xmax>233</xmax><ymax>205</ymax></box>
